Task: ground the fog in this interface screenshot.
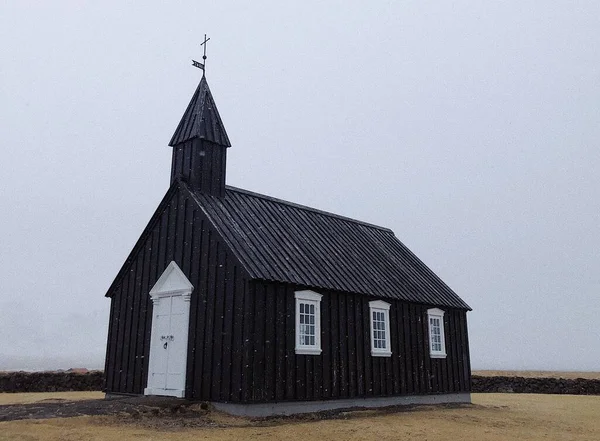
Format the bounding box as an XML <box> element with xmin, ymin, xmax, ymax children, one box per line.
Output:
<box><xmin>1</xmin><ymin>1</ymin><xmax>599</xmax><ymax>371</ymax></box>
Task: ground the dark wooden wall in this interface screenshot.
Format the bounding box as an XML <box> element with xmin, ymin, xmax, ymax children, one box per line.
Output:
<box><xmin>105</xmin><ymin>185</ymin><xmax>471</xmax><ymax>402</ymax></box>
<box><xmin>171</xmin><ymin>139</ymin><xmax>227</xmax><ymax>196</ymax></box>
<box><xmin>104</xmin><ymin>185</ymin><xmax>250</xmax><ymax>396</ymax></box>
<box><xmin>228</xmin><ymin>281</ymin><xmax>471</xmax><ymax>403</ymax></box>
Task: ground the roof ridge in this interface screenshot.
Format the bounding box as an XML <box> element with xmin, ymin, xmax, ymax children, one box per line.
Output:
<box><xmin>224</xmin><ymin>185</ymin><xmax>393</xmax><ymax>233</ymax></box>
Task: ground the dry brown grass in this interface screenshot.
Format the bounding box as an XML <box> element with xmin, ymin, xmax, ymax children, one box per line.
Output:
<box><xmin>0</xmin><ymin>392</ymin><xmax>104</xmax><ymax>405</ymax></box>
<box><xmin>473</xmin><ymin>370</ymin><xmax>600</xmax><ymax>380</ymax></box>
<box><xmin>1</xmin><ymin>393</ymin><xmax>599</xmax><ymax>441</ymax></box>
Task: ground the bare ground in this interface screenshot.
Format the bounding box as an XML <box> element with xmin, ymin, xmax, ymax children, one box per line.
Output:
<box><xmin>473</xmin><ymin>370</ymin><xmax>600</xmax><ymax>380</ymax></box>
<box><xmin>1</xmin><ymin>393</ymin><xmax>599</xmax><ymax>440</ymax></box>
<box><xmin>0</xmin><ymin>395</ymin><xmax>192</xmax><ymax>422</ymax></box>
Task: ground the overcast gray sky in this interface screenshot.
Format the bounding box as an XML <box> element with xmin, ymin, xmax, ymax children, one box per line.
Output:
<box><xmin>1</xmin><ymin>1</ymin><xmax>599</xmax><ymax>372</ymax></box>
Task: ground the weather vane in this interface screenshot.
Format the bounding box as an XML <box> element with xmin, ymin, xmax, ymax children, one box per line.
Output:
<box><xmin>192</xmin><ymin>34</ymin><xmax>210</xmax><ymax>74</ymax></box>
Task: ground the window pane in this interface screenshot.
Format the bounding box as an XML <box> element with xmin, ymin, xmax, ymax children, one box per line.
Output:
<box><xmin>371</xmin><ymin>307</ymin><xmax>390</xmax><ymax>352</ymax></box>
<box><xmin>297</xmin><ymin>298</ymin><xmax>322</xmax><ymax>349</ymax></box>
<box><xmin>428</xmin><ymin>313</ymin><xmax>445</xmax><ymax>353</ymax></box>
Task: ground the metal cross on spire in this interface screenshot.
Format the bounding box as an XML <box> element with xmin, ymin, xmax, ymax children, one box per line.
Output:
<box><xmin>192</xmin><ymin>34</ymin><xmax>211</xmax><ymax>75</ymax></box>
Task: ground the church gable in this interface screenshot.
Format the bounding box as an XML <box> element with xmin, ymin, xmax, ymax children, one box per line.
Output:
<box><xmin>104</xmin><ymin>182</ymin><xmax>250</xmax><ymax>299</ymax></box>
<box><xmin>104</xmin><ymin>180</ymin><xmax>253</xmax><ymax>396</ymax></box>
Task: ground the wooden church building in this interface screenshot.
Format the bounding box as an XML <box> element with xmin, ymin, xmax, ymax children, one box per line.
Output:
<box><xmin>104</xmin><ymin>62</ymin><xmax>472</xmax><ymax>415</ymax></box>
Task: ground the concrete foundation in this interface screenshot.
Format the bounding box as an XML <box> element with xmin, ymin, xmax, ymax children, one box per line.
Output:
<box><xmin>212</xmin><ymin>393</ymin><xmax>471</xmax><ymax>417</ymax></box>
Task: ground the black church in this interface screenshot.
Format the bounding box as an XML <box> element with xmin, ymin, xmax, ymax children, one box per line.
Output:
<box><xmin>103</xmin><ymin>59</ymin><xmax>472</xmax><ymax>416</ymax></box>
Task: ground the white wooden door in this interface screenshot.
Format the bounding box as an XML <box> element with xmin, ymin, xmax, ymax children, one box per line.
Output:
<box><xmin>165</xmin><ymin>295</ymin><xmax>188</xmax><ymax>391</ymax></box>
<box><xmin>148</xmin><ymin>297</ymin><xmax>170</xmax><ymax>391</ymax></box>
<box><xmin>145</xmin><ymin>294</ymin><xmax>190</xmax><ymax>397</ymax></box>
<box><xmin>144</xmin><ymin>261</ymin><xmax>193</xmax><ymax>398</ymax></box>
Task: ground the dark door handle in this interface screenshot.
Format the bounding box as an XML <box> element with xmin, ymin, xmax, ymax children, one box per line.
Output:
<box><xmin>163</xmin><ymin>342</ymin><xmax>168</xmax><ymax>349</ymax></box>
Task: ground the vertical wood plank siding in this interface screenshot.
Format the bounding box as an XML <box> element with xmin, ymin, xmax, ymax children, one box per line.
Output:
<box><xmin>237</xmin><ymin>281</ymin><xmax>471</xmax><ymax>403</ymax></box>
<box><xmin>104</xmin><ymin>187</ymin><xmax>470</xmax><ymax>402</ymax></box>
<box><xmin>171</xmin><ymin>139</ymin><xmax>227</xmax><ymax>196</ymax></box>
<box><xmin>104</xmin><ymin>188</ymin><xmax>250</xmax><ymax>398</ymax></box>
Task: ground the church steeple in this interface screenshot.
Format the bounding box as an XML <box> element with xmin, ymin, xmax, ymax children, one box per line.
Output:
<box><xmin>169</xmin><ymin>36</ymin><xmax>230</xmax><ymax>196</ymax></box>
<box><xmin>169</xmin><ymin>74</ymin><xmax>231</xmax><ymax>196</ymax></box>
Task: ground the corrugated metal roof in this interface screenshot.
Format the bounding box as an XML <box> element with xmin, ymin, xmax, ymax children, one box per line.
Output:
<box><xmin>169</xmin><ymin>76</ymin><xmax>231</xmax><ymax>147</ymax></box>
<box><xmin>185</xmin><ymin>184</ymin><xmax>471</xmax><ymax>310</ymax></box>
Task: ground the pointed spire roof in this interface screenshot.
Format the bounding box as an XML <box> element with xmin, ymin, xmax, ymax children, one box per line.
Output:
<box><xmin>169</xmin><ymin>75</ymin><xmax>231</xmax><ymax>147</ymax></box>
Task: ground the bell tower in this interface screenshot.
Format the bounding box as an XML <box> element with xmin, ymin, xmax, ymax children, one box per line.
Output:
<box><xmin>168</xmin><ymin>37</ymin><xmax>231</xmax><ymax>197</ymax></box>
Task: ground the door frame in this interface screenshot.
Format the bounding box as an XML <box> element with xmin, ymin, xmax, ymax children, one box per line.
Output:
<box><xmin>144</xmin><ymin>261</ymin><xmax>193</xmax><ymax>398</ymax></box>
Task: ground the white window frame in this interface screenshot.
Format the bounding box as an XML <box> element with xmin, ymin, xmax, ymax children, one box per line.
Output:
<box><xmin>295</xmin><ymin>290</ymin><xmax>322</xmax><ymax>355</ymax></box>
<box><xmin>427</xmin><ymin>308</ymin><xmax>447</xmax><ymax>358</ymax></box>
<box><xmin>369</xmin><ymin>300</ymin><xmax>392</xmax><ymax>357</ymax></box>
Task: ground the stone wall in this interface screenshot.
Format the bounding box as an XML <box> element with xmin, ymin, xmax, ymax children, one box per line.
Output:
<box><xmin>471</xmin><ymin>375</ymin><xmax>600</xmax><ymax>395</ymax></box>
<box><xmin>0</xmin><ymin>371</ymin><xmax>104</xmax><ymax>393</ymax></box>
<box><xmin>2</xmin><ymin>372</ymin><xmax>600</xmax><ymax>395</ymax></box>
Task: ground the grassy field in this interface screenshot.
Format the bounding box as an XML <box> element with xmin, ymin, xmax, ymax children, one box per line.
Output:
<box><xmin>1</xmin><ymin>393</ymin><xmax>599</xmax><ymax>441</ymax></box>
<box><xmin>0</xmin><ymin>391</ymin><xmax>103</xmax><ymax>405</ymax></box>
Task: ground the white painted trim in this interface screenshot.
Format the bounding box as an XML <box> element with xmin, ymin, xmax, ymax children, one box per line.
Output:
<box><xmin>427</xmin><ymin>307</ymin><xmax>445</xmax><ymax>316</ymax></box>
<box><xmin>369</xmin><ymin>300</ymin><xmax>391</xmax><ymax>311</ymax></box>
<box><xmin>294</xmin><ymin>290</ymin><xmax>322</xmax><ymax>355</ymax></box>
<box><xmin>143</xmin><ymin>387</ymin><xmax>186</xmax><ymax>398</ymax></box>
<box><xmin>295</xmin><ymin>347</ymin><xmax>322</xmax><ymax>355</ymax></box>
<box><xmin>428</xmin><ymin>347</ymin><xmax>447</xmax><ymax>358</ymax></box>
<box><xmin>369</xmin><ymin>300</ymin><xmax>392</xmax><ymax>357</ymax></box>
<box><xmin>427</xmin><ymin>308</ymin><xmax>447</xmax><ymax>358</ymax></box>
<box><xmin>149</xmin><ymin>261</ymin><xmax>194</xmax><ymax>300</ymax></box>
<box><xmin>371</xmin><ymin>350</ymin><xmax>392</xmax><ymax>357</ymax></box>
<box><xmin>295</xmin><ymin>290</ymin><xmax>323</xmax><ymax>302</ymax></box>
